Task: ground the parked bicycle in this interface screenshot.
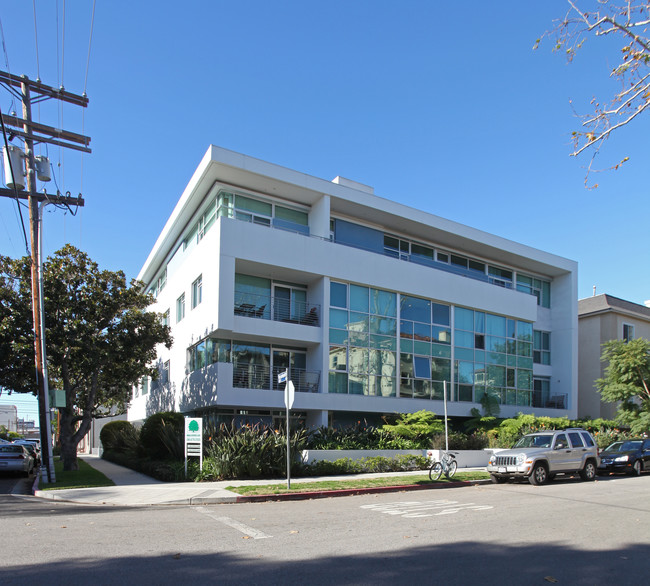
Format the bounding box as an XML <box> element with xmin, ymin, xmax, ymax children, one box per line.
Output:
<box><xmin>429</xmin><ymin>450</ymin><xmax>458</xmax><ymax>481</ymax></box>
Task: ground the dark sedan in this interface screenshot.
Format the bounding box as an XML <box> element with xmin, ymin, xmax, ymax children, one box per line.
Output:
<box><xmin>598</xmin><ymin>438</ymin><xmax>650</xmax><ymax>476</ymax></box>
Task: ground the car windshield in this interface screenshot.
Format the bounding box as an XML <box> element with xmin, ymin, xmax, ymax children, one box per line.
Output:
<box><xmin>605</xmin><ymin>441</ymin><xmax>642</xmax><ymax>452</ymax></box>
<box><xmin>513</xmin><ymin>434</ymin><xmax>554</xmax><ymax>449</ymax></box>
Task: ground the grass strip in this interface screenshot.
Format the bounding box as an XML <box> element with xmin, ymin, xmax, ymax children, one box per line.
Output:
<box><xmin>227</xmin><ymin>470</ymin><xmax>490</xmax><ymax>496</ymax></box>
<box><xmin>39</xmin><ymin>458</ymin><xmax>115</xmax><ymax>491</ymax></box>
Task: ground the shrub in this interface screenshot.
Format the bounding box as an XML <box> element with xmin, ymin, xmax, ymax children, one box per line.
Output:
<box><xmin>201</xmin><ymin>423</ymin><xmax>309</xmax><ymax>480</ymax></box>
<box><xmin>431</xmin><ymin>431</ymin><xmax>489</xmax><ymax>450</ymax></box>
<box><xmin>139</xmin><ymin>412</ymin><xmax>184</xmax><ymax>460</ymax></box>
<box><xmin>99</xmin><ymin>420</ymin><xmax>139</xmax><ymax>454</ymax></box>
<box><xmin>299</xmin><ymin>454</ymin><xmax>428</xmax><ymax>477</ymax></box>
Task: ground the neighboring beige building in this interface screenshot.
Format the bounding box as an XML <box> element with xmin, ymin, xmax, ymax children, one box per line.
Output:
<box><xmin>578</xmin><ymin>294</ymin><xmax>650</xmax><ymax>420</ymax></box>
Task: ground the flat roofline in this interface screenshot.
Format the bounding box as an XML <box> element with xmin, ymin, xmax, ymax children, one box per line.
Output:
<box><xmin>138</xmin><ymin>145</ymin><xmax>577</xmax><ymax>284</ymax></box>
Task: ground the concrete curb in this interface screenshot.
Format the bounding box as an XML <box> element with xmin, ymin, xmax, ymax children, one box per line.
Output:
<box><xmin>162</xmin><ymin>479</ymin><xmax>492</xmax><ymax>505</ymax></box>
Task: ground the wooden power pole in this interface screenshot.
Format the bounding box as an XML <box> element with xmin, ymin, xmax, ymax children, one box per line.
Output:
<box><xmin>0</xmin><ymin>71</ymin><xmax>90</xmax><ymax>483</ymax></box>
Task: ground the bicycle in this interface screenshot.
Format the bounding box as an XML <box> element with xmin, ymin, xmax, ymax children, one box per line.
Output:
<box><xmin>429</xmin><ymin>451</ymin><xmax>458</xmax><ymax>481</ymax></box>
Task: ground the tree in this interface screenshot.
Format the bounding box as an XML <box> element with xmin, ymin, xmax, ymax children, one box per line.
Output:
<box><xmin>536</xmin><ymin>1</ymin><xmax>650</xmax><ymax>185</ymax></box>
<box><xmin>0</xmin><ymin>245</ymin><xmax>172</xmax><ymax>470</ymax></box>
<box><xmin>596</xmin><ymin>338</ymin><xmax>650</xmax><ymax>433</ymax></box>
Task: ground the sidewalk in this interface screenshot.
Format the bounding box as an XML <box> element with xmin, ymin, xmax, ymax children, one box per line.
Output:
<box><xmin>32</xmin><ymin>455</ymin><xmax>488</xmax><ymax>506</ymax></box>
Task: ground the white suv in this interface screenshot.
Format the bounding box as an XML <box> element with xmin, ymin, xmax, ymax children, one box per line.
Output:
<box><xmin>487</xmin><ymin>428</ymin><xmax>600</xmax><ymax>485</ymax></box>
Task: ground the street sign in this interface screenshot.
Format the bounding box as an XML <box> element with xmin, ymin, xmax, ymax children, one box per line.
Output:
<box><xmin>278</xmin><ymin>370</ymin><xmax>287</xmax><ymax>384</ymax></box>
<box><xmin>284</xmin><ymin>380</ymin><xmax>295</xmax><ymax>409</ymax></box>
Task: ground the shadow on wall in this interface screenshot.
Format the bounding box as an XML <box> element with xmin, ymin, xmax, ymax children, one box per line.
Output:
<box><xmin>178</xmin><ymin>362</ymin><xmax>219</xmax><ymax>413</ymax></box>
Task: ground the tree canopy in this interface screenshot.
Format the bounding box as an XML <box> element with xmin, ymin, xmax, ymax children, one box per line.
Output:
<box><xmin>537</xmin><ymin>1</ymin><xmax>650</xmax><ymax>185</ymax></box>
<box><xmin>0</xmin><ymin>245</ymin><xmax>172</xmax><ymax>470</ymax></box>
<box><xmin>596</xmin><ymin>338</ymin><xmax>650</xmax><ymax>434</ymax></box>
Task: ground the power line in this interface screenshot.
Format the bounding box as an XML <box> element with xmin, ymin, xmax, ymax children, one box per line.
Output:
<box><xmin>32</xmin><ymin>0</ymin><xmax>41</xmax><ymax>81</ymax></box>
<box><xmin>0</xmin><ymin>104</ymin><xmax>30</xmax><ymax>255</ymax></box>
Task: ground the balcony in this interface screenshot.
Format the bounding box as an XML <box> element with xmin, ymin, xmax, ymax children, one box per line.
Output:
<box><xmin>234</xmin><ymin>291</ymin><xmax>320</xmax><ymax>326</ymax></box>
<box><xmin>233</xmin><ymin>364</ymin><xmax>320</xmax><ymax>393</ymax></box>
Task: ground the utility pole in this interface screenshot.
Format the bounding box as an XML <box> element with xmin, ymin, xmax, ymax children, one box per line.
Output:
<box><xmin>1</xmin><ymin>71</ymin><xmax>90</xmax><ymax>483</ymax></box>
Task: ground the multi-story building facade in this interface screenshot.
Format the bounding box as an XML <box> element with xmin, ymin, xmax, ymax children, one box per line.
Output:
<box><xmin>578</xmin><ymin>294</ymin><xmax>650</xmax><ymax>420</ymax></box>
<box><xmin>128</xmin><ymin>146</ymin><xmax>578</xmax><ymax>428</ymax></box>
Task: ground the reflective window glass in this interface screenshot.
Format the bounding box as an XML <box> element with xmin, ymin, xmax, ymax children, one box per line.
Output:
<box><xmin>350</xmin><ymin>285</ymin><xmax>369</xmax><ymax>312</ymax></box>
<box><xmin>401</xmin><ymin>296</ymin><xmax>431</xmax><ymax>322</ymax></box>
<box><xmin>455</xmin><ymin>307</ymin><xmax>474</xmax><ymax>331</ymax></box>
<box><xmin>330</xmin><ymin>282</ymin><xmax>347</xmax><ymax>308</ymax></box>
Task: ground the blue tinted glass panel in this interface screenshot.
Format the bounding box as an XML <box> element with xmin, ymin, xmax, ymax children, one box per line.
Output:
<box><xmin>350</xmin><ymin>285</ymin><xmax>369</xmax><ymax>312</ymax></box>
<box><xmin>517</xmin><ymin>321</ymin><xmax>533</xmax><ymax>342</ymax></box>
<box><xmin>486</xmin><ymin>314</ymin><xmax>506</xmax><ymax>336</ymax></box>
<box><xmin>454</xmin><ymin>347</ymin><xmax>474</xmax><ymax>361</ymax></box>
<box><xmin>414</xmin><ymin>356</ymin><xmax>431</xmax><ymax>379</ymax></box>
<box><xmin>370</xmin><ymin>334</ymin><xmax>396</xmax><ymax>350</ymax></box>
<box><xmin>329</xmin><ymin>329</ymin><xmax>348</xmax><ymax>344</ymax></box>
<box><xmin>474</xmin><ymin>312</ymin><xmax>485</xmax><ymax>334</ymax></box>
<box><xmin>432</xmin><ymin>303</ymin><xmax>450</xmax><ymax>326</ymax></box>
<box><xmin>329</xmin><ymin>308</ymin><xmax>348</xmax><ymax>329</ymax></box>
<box><xmin>330</xmin><ymin>282</ymin><xmax>347</xmax><ymax>308</ymax></box>
<box><xmin>401</xmin><ymin>296</ymin><xmax>431</xmax><ymax>323</ymax></box>
<box><xmin>370</xmin><ymin>316</ymin><xmax>397</xmax><ymax>336</ymax></box>
<box><xmin>432</xmin><ymin>343</ymin><xmax>452</xmax><ymax>358</ymax></box>
<box><xmin>349</xmin><ymin>312</ymin><xmax>369</xmax><ymax>332</ymax></box>
<box><xmin>335</xmin><ymin>219</ymin><xmax>384</xmax><ymax>252</ymax></box>
<box><xmin>455</xmin><ymin>330</ymin><xmax>474</xmax><ymax>348</ymax></box>
<box><xmin>455</xmin><ymin>307</ymin><xmax>474</xmax><ymax>331</ymax></box>
<box><xmin>371</xmin><ymin>289</ymin><xmax>396</xmax><ymax>316</ymax></box>
<box><xmin>432</xmin><ymin>326</ymin><xmax>451</xmax><ymax>344</ymax></box>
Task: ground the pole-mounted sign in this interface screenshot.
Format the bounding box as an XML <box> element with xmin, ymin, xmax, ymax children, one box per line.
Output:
<box><xmin>184</xmin><ymin>416</ymin><xmax>203</xmax><ymax>477</ymax></box>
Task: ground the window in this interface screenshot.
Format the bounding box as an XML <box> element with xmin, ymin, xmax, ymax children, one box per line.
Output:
<box><xmin>533</xmin><ymin>330</ymin><xmax>551</xmax><ymax>365</ymax></box>
<box><xmin>161</xmin><ymin>309</ymin><xmax>170</xmax><ymax>327</ymax></box>
<box><xmin>162</xmin><ymin>361</ymin><xmax>170</xmax><ymax>385</ymax></box>
<box><xmin>623</xmin><ymin>324</ymin><xmax>635</xmax><ymax>342</ymax></box>
<box><xmin>516</xmin><ymin>274</ymin><xmax>551</xmax><ymax>308</ymax></box>
<box><xmin>192</xmin><ymin>275</ymin><xmax>203</xmax><ymax>309</ymax></box>
<box><xmin>141</xmin><ymin>377</ymin><xmax>148</xmax><ymax>396</ymax></box>
<box><xmin>176</xmin><ymin>293</ymin><xmax>185</xmax><ymax>322</ymax></box>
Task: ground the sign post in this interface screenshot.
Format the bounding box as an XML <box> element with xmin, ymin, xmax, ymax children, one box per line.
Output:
<box><xmin>184</xmin><ymin>417</ymin><xmax>203</xmax><ymax>478</ymax></box>
<box><xmin>278</xmin><ymin>370</ymin><xmax>294</xmax><ymax>489</ymax></box>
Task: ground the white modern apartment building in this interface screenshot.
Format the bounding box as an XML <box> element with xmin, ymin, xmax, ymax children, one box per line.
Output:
<box><xmin>128</xmin><ymin>146</ymin><xmax>578</xmax><ymax>428</ymax></box>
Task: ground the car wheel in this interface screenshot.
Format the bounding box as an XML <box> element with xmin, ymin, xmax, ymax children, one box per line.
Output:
<box><xmin>490</xmin><ymin>474</ymin><xmax>506</xmax><ymax>484</ymax></box>
<box><xmin>579</xmin><ymin>459</ymin><xmax>597</xmax><ymax>481</ymax></box>
<box><xmin>529</xmin><ymin>463</ymin><xmax>548</xmax><ymax>486</ymax></box>
<box><xmin>630</xmin><ymin>460</ymin><xmax>642</xmax><ymax>477</ymax></box>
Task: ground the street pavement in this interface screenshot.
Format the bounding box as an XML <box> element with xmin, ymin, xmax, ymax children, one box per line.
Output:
<box><xmin>32</xmin><ymin>455</ymin><xmax>487</xmax><ymax>506</ymax></box>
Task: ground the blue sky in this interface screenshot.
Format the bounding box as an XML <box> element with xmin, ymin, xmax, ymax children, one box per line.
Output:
<box><xmin>1</xmin><ymin>2</ymin><xmax>649</xmax><ymax>419</ymax></box>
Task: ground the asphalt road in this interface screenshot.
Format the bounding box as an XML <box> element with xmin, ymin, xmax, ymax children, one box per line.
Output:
<box><xmin>1</xmin><ymin>474</ymin><xmax>649</xmax><ymax>585</ymax></box>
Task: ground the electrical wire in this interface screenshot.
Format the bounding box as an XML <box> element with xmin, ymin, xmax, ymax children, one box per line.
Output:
<box><xmin>0</xmin><ymin>104</ymin><xmax>31</xmax><ymax>256</ymax></box>
<box><xmin>32</xmin><ymin>0</ymin><xmax>41</xmax><ymax>81</ymax></box>
<box><xmin>61</xmin><ymin>0</ymin><xmax>66</xmax><ymax>89</ymax></box>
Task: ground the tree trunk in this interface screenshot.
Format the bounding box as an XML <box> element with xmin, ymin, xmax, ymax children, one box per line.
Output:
<box><xmin>59</xmin><ymin>408</ymin><xmax>93</xmax><ymax>471</ymax></box>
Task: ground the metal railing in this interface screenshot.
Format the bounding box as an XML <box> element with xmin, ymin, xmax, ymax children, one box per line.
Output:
<box><xmin>234</xmin><ymin>291</ymin><xmax>320</xmax><ymax>326</ymax></box>
<box><xmin>233</xmin><ymin>364</ymin><xmax>320</xmax><ymax>393</ymax></box>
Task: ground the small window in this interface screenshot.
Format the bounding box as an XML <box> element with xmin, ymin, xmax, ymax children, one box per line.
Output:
<box><xmin>554</xmin><ymin>434</ymin><xmax>568</xmax><ymax>450</ymax></box>
<box><xmin>414</xmin><ymin>356</ymin><xmax>431</xmax><ymax>379</ymax></box>
<box><xmin>623</xmin><ymin>324</ymin><xmax>635</xmax><ymax>342</ymax></box>
<box><xmin>568</xmin><ymin>432</ymin><xmax>584</xmax><ymax>448</ymax></box>
<box><xmin>162</xmin><ymin>361</ymin><xmax>170</xmax><ymax>385</ymax></box>
<box><xmin>581</xmin><ymin>432</ymin><xmax>595</xmax><ymax>448</ymax></box>
<box><xmin>176</xmin><ymin>293</ymin><xmax>185</xmax><ymax>322</ymax></box>
<box><xmin>192</xmin><ymin>275</ymin><xmax>203</xmax><ymax>309</ymax></box>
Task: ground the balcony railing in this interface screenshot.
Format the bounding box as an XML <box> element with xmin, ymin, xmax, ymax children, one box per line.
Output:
<box><xmin>233</xmin><ymin>364</ymin><xmax>320</xmax><ymax>393</ymax></box>
<box><xmin>234</xmin><ymin>291</ymin><xmax>320</xmax><ymax>326</ymax></box>
<box><xmin>486</xmin><ymin>389</ymin><xmax>567</xmax><ymax>409</ymax></box>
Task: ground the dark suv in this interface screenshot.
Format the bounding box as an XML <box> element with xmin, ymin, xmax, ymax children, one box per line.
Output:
<box><xmin>487</xmin><ymin>428</ymin><xmax>600</xmax><ymax>485</ymax></box>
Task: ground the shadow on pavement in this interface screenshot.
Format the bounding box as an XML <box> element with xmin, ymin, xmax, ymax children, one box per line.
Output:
<box><xmin>2</xmin><ymin>541</ymin><xmax>648</xmax><ymax>585</ymax></box>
